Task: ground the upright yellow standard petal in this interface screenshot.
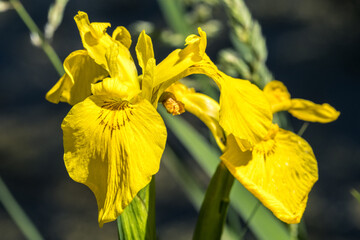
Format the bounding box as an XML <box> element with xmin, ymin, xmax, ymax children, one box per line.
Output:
<box><xmin>136</xmin><ymin>31</ymin><xmax>154</xmax><ymax>72</ymax></box>
<box><xmin>74</xmin><ymin>11</ymin><xmax>112</xmax><ymax>70</ymax></box>
<box><xmin>221</xmin><ymin>127</ymin><xmax>318</xmax><ymax>223</ymax></box>
<box><xmin>46</xmin><ymin>50</ymin><xmax>107</xmax><ymax>105</ymax></box>
<box><xmin>62</xmin><ymin>95</ymin><xmax>167</xmax><ymax>227</ymax></box>
<box><xmin>112</xmin><ymin>26</ymin><xmax>132</xmax><ymax>49</ymax></box>
<box><xmin>104</xmin><ymin>43</ymin><xmax>139</xmax><ymax>99</ymax></box>
<box><xmin>135</xmin><ymin>31</ymin><xmax>157</xmax><ymax>103</ymax></box>
<box><xmin>74</xmin><ymin>11</ymin><xmax>137</xmax><ymax>83</ymax></box>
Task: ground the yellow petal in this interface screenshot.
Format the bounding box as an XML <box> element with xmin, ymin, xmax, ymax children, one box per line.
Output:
<box><xmin>104</xmin><ymin>42</ymin><xmax>139</xmax><ymax>97</ymax></box>
<box><xmin>46</xmin><ymin>50</ymin><xmax>107</xmax><ymax>105</ymax></box>
<box><xmin>112</xmin><ymin>26</ymin><xmax>132</xmax><ymax>49</ymax></box>
<box><xmin>219</xmin><ymin>76</ymin><xmax>273</xmax><ymax>151</ymax></box>
<box><xmin>141</xmin><ymin>58</ymin><xmax>156</xmax><ymax>103</ymax></box>
<box><xmin>151</xmin><ymin>28</ymin><xmax>207</xmax><ymax>102</ymax></box>
<box><xmin>166</xmin><ymin>82</ymin><xmax>225</xmax><ymax>150</ymax></box>
<box><xmin>289</xmin><ymin>99</ymin><xmax>340</xmax><ymax>123</ymax></box>
<box><xmin>90</xmin><ymin>77</ymin><xmax>139</xmax><ymax>101</ymax></box>
<box><xmin>135</xmin><ymin>30</ymin><xmax>154</xmax><ymax>72</ymax></box>
<box><xmin>74</xmin><ymin>11</ymin><xmax>113</xmax><ymax>71</ymax></box>
<box><xmin>263</xmin><ymin>80</ymin><xmax>292</xmax><ymax>113</ymax></box>
<box><xmin>62</xmin><ymin>95</ymin><xmax>167</xmax><ymax>227</ymax></box>
<box><xmin>221</xmin><ymin>128</ymin><xmax>318</xmax><ymax>224</ymax></box>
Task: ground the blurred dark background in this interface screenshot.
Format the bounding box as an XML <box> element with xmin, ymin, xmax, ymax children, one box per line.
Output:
<box><xmin>0</xmin><ymin>0</ymin><xmax>359</xmax><ymax>239</ymax></box>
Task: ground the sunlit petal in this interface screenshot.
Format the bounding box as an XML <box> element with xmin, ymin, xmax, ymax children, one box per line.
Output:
<box><xmin>46</xmin><ymin>50</ymin><xmax>107</xmax><ymax>105</ymax></box>
<box><xmin>151</xmin><ymin>28</ymin><xmax>207</xmax><ymax>103</ymax></box>
<box><xmin>112</xmin><ymin>26</ymin><xmax>132</xmax><ymax>49</ymax></box>
<box><xmin>62</xmin><ymin>95</ymin><xmax>167</xmax><ymax>227</ymax></box>
<box><xmin>289</xmin><ymin>99</ymin><xmax>340</xmax><ymax>123</ymax></box>
<box><xmin>219</xmin><ymin>76</ymin><xmax>273</xmax><ymax>151</ymax></box>
<box><xmin>221</xmin><ymin>127</ymin><xmax>318</xmax><ymax>224</ymax></box>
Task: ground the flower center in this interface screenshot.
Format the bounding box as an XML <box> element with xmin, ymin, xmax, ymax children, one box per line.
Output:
<box><xmin>254</xmin><ymin>124</ymin><xmax>279</xmax><ymax>157</ymax></box>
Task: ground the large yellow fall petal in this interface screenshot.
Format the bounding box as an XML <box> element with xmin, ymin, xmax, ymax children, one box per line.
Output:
<box><xmin>289</xmin><ymin>99</ymin><xmax>340</xmax><ymax>123</ymax></box>
<box><xmin>46</xmin><ymin>50</ymin><xmax>107</xmax><ymax>105</ymax></box>
<box><xmin>62</xmin><ymin>95</ymin><xmax>167</xmax><ymax>227</ymax></box>
<box><xmin>221</xmin><ymin>128</ymin><xmax>318</xmax><ymax>224</ymax></box>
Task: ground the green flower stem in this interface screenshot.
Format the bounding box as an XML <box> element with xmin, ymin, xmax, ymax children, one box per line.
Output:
<box><xmin>9</xmin><ymin>0</ymin><xmax>64</xmax><ymax>76</ymax></box>
<box><xmin>117</xmin><ymin>177</ymin><xmax>156</xmax><ymax>240</ymax></box>
<box><xmin>193</xmin><ymin>162</ymin><xmax>235</xmax><ymax>240</ymax></box>
<box><xmin>290</xmin><ymin>224</ymin><xmax>298</xmax><ymax>240</ymax></box>
<box><xmin>0</xmin><ymin>176</ymin><xmax>44</xmax><ymax>240</ymax></box>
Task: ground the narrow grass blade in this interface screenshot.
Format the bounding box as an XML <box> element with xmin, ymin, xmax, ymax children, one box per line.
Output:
<box><xmin>0</xmin><ymin>176</ymin><xmax>44</xmax><ymax>240</ymax></box>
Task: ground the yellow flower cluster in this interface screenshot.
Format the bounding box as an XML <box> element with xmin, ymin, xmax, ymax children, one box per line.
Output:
<box><xmin>47</xmin><ymin>11</ymin><xmax>339</xmax><ymax>226</ymax></box>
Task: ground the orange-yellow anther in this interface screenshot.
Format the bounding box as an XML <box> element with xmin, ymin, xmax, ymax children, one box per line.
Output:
<box><xmin>160</xmin><ymin>92</ymin><xmax>185</xmax><ymax>115</ymax></box>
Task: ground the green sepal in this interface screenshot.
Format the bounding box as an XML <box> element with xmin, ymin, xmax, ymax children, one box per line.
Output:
<box><xmin>117</xmin><ymin>178</ymin><xmax>156</xmax><ymax>240</ymax></box>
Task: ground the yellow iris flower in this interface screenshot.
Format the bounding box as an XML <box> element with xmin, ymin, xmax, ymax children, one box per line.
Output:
<box><xmin>221</xmin><ymin>82</ymin><xmax>339</xmax><ymax>223</ymax></box>
<box><xmin>45</xmin><ymin>11</ymin><xmax>209</xmax><ymax>226</ymax></box>
<box><xmin>46</xmin><ymin>11</ymin><xmax>273</xmax><ymax>227</ymax></box>
<box><xmin>167</xmin><ymin>80</ymin><xmax>339</xmax><ymax>224</ymax></box>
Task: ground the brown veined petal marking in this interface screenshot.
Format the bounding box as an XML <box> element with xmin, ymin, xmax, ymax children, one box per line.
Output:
<box><xmin>61</xmin><ymin>95</ymin><xmax>167</xmax><ymax>226</ymax></box>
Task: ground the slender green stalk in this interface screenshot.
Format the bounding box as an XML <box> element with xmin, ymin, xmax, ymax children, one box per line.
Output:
<box><xmin>290</xmin><ymin>224</ymin><xmax>298</xmax><ymax>240</ymax></box>
<box><xmin>9</xmin><ymin>0</ymin><xmax>64</xmax><ymax>76</ymax></box>
<box><xmin>0</xmin><ymin>176</ymin><xmax>44</xmax><ymax>240</ymax></box>
<box><xmin>297</xmin><ymin>122</ymin><xmax>309</xmax><ymax>137</ymax></box>
<box><xmin>193</xmin><ymin>162</ymin><xmax>234</xmax><ymax>240</ymax></box>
